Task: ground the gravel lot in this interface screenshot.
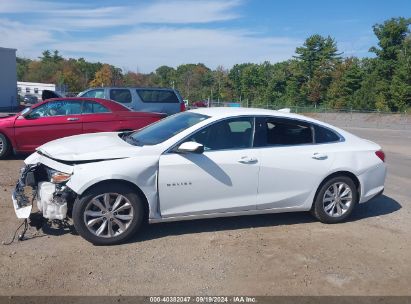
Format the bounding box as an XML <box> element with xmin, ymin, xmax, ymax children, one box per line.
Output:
<box><xmin>0</xmin><ymin>124</ymin><xmax>410</xmax><ymax>296</ymax></box>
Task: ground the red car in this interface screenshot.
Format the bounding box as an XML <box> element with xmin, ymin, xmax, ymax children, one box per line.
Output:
<box><xmin>0</xmin><ymin>98</ymin><xmax>166</xmax><ymax>159</ymax></box>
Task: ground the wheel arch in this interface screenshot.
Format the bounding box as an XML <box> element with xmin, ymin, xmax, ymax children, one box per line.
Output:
<box><xmin>312</xmin><ymin>171</ymin><xmax>361</xmax><ymax>209</ymax></box>
<box><xmin>78</xmin><ymin>179</ymin><xmax>150</xmax><ymax>222</ymax></box>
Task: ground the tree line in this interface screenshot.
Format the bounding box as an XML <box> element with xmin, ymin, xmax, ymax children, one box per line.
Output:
<box><xmin>17</xmin><ymin>17</ymin><xmax>411</xmax><ymax>112</ymax></box>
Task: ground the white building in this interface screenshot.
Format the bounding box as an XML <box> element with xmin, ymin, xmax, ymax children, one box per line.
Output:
<box><xmin>17</xmin><ymin>81</ymin><xmax>56</xmax><ymax>100</ymax></box>
<box><xmin>0</xmin><ymin>47</ymin><xmax>18</xmax><ymax>111</ymax></box>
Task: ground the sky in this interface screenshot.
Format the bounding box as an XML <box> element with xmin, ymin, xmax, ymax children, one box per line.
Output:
<box><xmin>0</xmin><ymin>0</ymin><xmax>410</xmax><ymax>73</ymax></box>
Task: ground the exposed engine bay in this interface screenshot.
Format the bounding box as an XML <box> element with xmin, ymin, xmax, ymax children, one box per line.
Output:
<box><xmin>13</xmin><ymin>164</ymin><xmax>76</xmax><ymax>220</ymax></box>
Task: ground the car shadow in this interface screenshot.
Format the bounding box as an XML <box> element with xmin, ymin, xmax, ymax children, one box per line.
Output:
<box><xmin>349</xmin><ymin>194</ymin><xmax>401</xmax><ymax>222</ymax></box>
<box><xmin>33</xmin><ymin>194</ymin><xmax>401</xmax><ymax>243</ymax></box>
<box><xmin>4</xmin><ymin>153</ymin><xmax>27</xmax><ymax>161</ymax></box>
<box><xmin>129</xmin><ymin>194</ymin><xmax>401</xmax><ymax>243</ymax></box>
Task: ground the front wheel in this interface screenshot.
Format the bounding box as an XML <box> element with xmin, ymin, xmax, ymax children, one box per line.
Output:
<box><xmin>72</xmin><ymin>183</ymin><xmax>144</xmax><ymax>245</ymax></box>
<box><xmin>311</xmin><ymin>176</ymin><xmax>358</xmax><ymax>224</ymax></box>
<box><xmin>0</xmin><ymin>133</ymin><xmax>11</xmax><ymax>159</ymax></box>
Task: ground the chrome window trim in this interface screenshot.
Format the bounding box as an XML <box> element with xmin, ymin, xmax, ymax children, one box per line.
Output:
<box><xmin>164</xmin><ymin>114</ymin><xmax>345</xmax><ymax>154</ymax></box>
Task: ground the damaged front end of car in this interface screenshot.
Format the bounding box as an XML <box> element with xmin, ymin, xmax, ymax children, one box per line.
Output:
<box><xmin>12</xmin><ymin>163</ymin><xmax>77</xmax><ymax>221</ymax></box>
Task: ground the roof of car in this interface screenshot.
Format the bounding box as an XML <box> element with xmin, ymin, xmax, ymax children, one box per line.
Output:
<box><xmin>189</xmin><ymin>107</ymin><xmax>307</xmax><ymax>120</ymax></box>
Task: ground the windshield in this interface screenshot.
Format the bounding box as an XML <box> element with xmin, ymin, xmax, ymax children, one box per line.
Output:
<box><xmin>126</xmin><ymin>112</ymin><xmax>209</xmax><ymax>146</ymax></box>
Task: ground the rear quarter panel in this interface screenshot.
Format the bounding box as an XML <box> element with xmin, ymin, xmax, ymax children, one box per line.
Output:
<box><xmin>323</xmin><ymin>138</ymin><xmax>386</xmax><ymax>203</ymax></box>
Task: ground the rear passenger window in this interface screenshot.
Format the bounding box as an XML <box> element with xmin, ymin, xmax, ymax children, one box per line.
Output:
<box><xmin>137</xmin><ymin>89</ymin><xmax>179</xmax><ymax>103</ymax></box>
<box><xmin>82</xmin><ymin>101</ymin><xmax>110</xmax><ymax>114</ymax></box>
<box><xmin>314</xmin><ymin>125</ymin><xmax>340</xmax><ymax>143</ymax></box>
<box><xmin>110</xmin><ymin>89</ymin><xmax>132</xmax><ymax>103</ymax></box>
<box><xmin>255</xmin><ymin>118</ymin><xmax>313</xmax><ymax>146</ymax></box>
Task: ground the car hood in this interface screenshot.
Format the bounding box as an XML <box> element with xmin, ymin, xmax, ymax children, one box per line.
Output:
<box><xmin>37</xmin><ymin>132</ymin><xmax>144</xmax><ymax>162</ymax></box>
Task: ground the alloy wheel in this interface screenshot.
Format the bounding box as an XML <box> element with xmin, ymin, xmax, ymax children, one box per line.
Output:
<box><xmin>322</xmin><ymin>182</ymin><xmax>353</xmax><ymax>217</ymax></box>
<box><xmin>83</xmin><ymin>193</ymin><xmax>134</xmax><ymax>238</ymax></box>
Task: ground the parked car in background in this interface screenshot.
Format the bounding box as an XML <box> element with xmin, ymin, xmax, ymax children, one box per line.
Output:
<box><xmin>192</xmin><ymin>100</ymin><xmax>208</xmax><ymax>108</ymax></box>
<box><xmin>0</xmin><ymin>98</ymin><xmax>165</xmax><ymax>159</ymax></box>
<box><xmin>78</xmin><ymin>87</ymin><xmax>186</xmax><ymax>115</ymax></box>
<box><xmin>12</xmin><ymin>108</ymin><xmax>386</xmax><ymax>245</ymax></box>
<box><xmin>23</xmin><ymin>94</ymin><xmax>39</xmax><ymax>104</ymax></box>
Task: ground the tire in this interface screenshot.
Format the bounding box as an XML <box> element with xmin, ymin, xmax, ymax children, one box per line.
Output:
<box><xmin>72</xmin><ymin>183</ymin><xmax>145</xmax><ymax>245</ymax></box>
<box><xmin>0</xmin><ymin>133</ymin><xmax>11</xmax><ymax>159</ymax></box>
<box><xmin>311</xmin><ymin>175</ymin><xmax>358</xmax><ymax>224</ymax></box>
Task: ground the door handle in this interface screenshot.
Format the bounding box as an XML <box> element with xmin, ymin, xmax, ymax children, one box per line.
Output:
<box><xmin>238</xmin><ymin>156</ymin><xmax>258</xmax><ymax>164</ymax></box>
<box><xmin>312</xmin><ymin>152</ymin><xmax>328</xmax><ymax>160</ymax></box>
<box><xmin>67</xmin><ymin>117</ymin><xmax>79</xmax><ymax>121</ymax></box>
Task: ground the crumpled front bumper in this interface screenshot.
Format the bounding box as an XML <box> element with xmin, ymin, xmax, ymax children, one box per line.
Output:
<box><xmin>12</xmin><ymin>165</ymin><xmax>37</xmax><ymax>219</ymax></box>
<box><xmin>12</xmin><ymin>190</ymin><xmax>32</xmax><ymax>219</ymax></box>
<box><xmin>12</xmin><ymin>164</ymin><xmax>73</xmax><ymax>220</ymax></box>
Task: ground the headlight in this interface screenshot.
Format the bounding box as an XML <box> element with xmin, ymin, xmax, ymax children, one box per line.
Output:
<box><xmin>50</xmin><ymin>171</ymin><xmax>72</xmax><ymax>184</ymax></box>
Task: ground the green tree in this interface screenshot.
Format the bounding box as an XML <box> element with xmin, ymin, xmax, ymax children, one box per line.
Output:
<box><xmin>368</xmin><ymin>17</ymin><xmax>411</xmax><ymax>111</ymax></box>
<box><xmin>16</xmin><ymin>57</ymin><xmax>31</xmax><ymax>81</ymax></box>
<box><xmin>294</xmin><ymin>35</ymin><xmax>342</xmax><ymax>106</ymax></box>
<box><xmin>390</xmin><ymin>35</ymin><xmax>411</xmax><ymax>111</ymax></box>
<box><xmin>327</xmin><ymin>58</ymin><xmax>364</xmax><ymax>109</ymax></box>
<box><xmin>154</xmin><ymin>66</ymin><xmax>176</xmax><ymax>87</ymax></box>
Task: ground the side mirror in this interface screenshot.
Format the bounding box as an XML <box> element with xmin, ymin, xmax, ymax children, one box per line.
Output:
<box><xmin>176</xmin><ymin>141</ymin><xmax>204</xmax><ymax>154</ymax></box>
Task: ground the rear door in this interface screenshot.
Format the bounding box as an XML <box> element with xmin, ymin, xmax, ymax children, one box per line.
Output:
<box><xmin>14</xmin><ymin>100</ymin><xmax>83</xmax><ymax>151</ymax></box>
<box><xmin>135</xmin><ymin>89</ymin><xmax>181</xmax><ymax>115</ymax></box>
<box><xmin>81</xmin><ymin>100</ymin><xmax>120</xmax><ymax>133</ymax></box>
<box><xmin>254</xmin><ymin>117</ymin><xmax>335</xmax><ymax>210</ymax></box>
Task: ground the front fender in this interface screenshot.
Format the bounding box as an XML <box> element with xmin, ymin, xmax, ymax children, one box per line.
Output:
<box><xmin>66</xmin><ymin>156</ymin><xmax>160</xmax><ymax>218</ymax></box>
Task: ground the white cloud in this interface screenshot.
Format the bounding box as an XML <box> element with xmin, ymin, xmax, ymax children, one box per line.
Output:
<box><xmin>0</xmin><ymin>18</ymin><xmax>54</xmax><ymax>55</ymax></box>
<box><xmin>0</xmin><ymin>0</ymin><xmax>302</xmax><ymax>72</ymax></box>
<box><xmin>0</xmin><ymin>0</ymin><xmax>242</xmax><ymax>29</ymax></box>
<box><xmin>0</xmin><ymin>0</ymin><xmax>75</xmax><ymax>13</ymax></box>
<box><xmin>51</xmin><ymin>27</ymin><xmax>301</xmax><ymax>72</ymax></box>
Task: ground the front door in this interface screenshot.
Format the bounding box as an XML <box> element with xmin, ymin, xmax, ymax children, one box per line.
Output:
<box><xmin>158</xmin><ymin>116</ymin><xmax>260</xmax><ymax>217</ymax></box>
<box><xmin>14</xmin><ymin>100</ymin><xmax>83</xmax><ymax>151</ymax></box>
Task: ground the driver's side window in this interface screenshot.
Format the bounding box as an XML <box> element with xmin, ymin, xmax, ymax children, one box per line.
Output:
<box><xmin>187</xmin><ymin>117</ymin><xmax>254</xmax><ymax>151</ymax></box>
<box><xmin>27</xmin><ymin>101</ymin><xmax>82</xmax><ymax>119</ymax></box>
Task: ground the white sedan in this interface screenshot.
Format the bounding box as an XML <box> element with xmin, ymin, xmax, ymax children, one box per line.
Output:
<box><xmin>12</xmin><ymin>108</ymin><xmax>387</xmax><ymax>245</ymax></box>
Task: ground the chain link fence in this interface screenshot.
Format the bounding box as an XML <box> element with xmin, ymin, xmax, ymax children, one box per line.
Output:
<box><xmin>209</xmin><ymin>100</ymin><xmax>408</xmax><ymax>115</ymax></box>
<box><xmin>207</xmin><ymin>100</ymin><xmax>410</xmax><ymax>130</ymax></box>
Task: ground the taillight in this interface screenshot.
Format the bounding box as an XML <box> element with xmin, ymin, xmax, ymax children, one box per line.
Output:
<box><xmin>180</xmin><ymin>102</ymin><xmax>186</xmax><ymax>112</ymax></box>
<box><xmin>375</xmin><ymin>150</ymin><xmax>385</xmax><ymax>162</ymax></box>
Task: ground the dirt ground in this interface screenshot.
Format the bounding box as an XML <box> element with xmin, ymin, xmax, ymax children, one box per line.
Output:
<box><xmin>0</xmin><ymin>126</ymin><xmax>410</xmax><ymax>296</ymax></box>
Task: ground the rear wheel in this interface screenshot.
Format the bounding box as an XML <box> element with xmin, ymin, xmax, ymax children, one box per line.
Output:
<box><xmin>0</xmin><ymin>134</ymin><xmax>11</xmax><ymax>159</ymax></box>
<box><xmin>72</xmin><ymin>183</ymin><xmax>144</xmax><ymax>245</ymax></box>
<box><xmin>311</xmin><ymin>176</ymin><xmax>358</xmax><ymax>223</ymax></box>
